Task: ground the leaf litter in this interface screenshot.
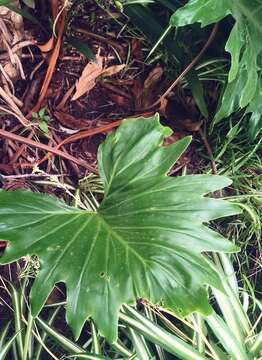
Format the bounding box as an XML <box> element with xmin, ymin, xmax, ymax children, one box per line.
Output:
<box><xmin>72</xmin><ymin>52</ymin><xmax>126</xmax><ymax>101</ymax></box>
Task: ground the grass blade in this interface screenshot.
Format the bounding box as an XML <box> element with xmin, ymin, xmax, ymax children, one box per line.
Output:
<box><xmin>0</xmin><ymin>322</ymin><xmax>11</xmax><ymax>349</ymax></box>
<box><xmin>120</xmin><ymin>306</ymin><xmax>207</xmax><ymax>360</ymax></box>
<box><xmin>0</xmin><ymin>332</ymin><xmax>19</xmax><ymax>360</ymax></box>
<box><xmin>205</xmin><ymin>313</ymin><xmax>249</xmax><ymax>360</ymax></box>
<box><xmin>91</xmin><ymin>322</ymin><xmax>102</xmax><ymax>355</ymax></box>
<box><xmin>34</xmin><ymin>306</ymin><xmax>61</xmax><ymax>360</ymax></box>
<box><xmin>36</xmin><ymin>317</ymin><xmax>87</xmax><ymax>355</ymax></box>
<box><xmin>128</xmin><ymin>327</ymin><xmax>152</xmax><ymax>359</ymax></box>
<box><xmin>250</xmin><ymin>330</ymin><xmax>262</xmax><ymax>357</ymax></box>
<box><xmin>22</xmin><ymin>311</ymin><xmax>33</xmax><ymax>360</ymax></box>
<box><xmin>10</xmin><ymin>284</ymin><xmax>24</xmax><ymax>359</ymax></box>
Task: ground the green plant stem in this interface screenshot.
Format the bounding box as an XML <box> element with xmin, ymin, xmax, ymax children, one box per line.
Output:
<box><xmin>10</xmin><ymin>284</ymin><xmax>24</xmax><ymax>359</ymax></box>
<box><xmin>120</xmin><ymin>306</ymin><xmax>207</xmax><ymax>360</ymax></box>
<box><xmin>36</xmin><ymin>317</ymin><xmax>86</xmax><ymax>354</ymax></box>
<box><xmin>34</xmin><ymin>306</ymin><xmax>61</xmax><ymax>360</ymax></box>
<box><xmin>91</xmin><ymin>322</ymin><xmax>101</xmax><ymax>355</ymax></box>
<box><xmin>250</xmin><ymin>330</ymin><xmax>262</xmax><ymax>356</ymax></box>
<box><xmin>22</xmin><ymin>312</ymin><xmax>33</xmax><ymax>360</ymax></box>
<box><xmin>0</xmin><ymin>332</ymin><xmax>19</xmax><ymax>360</ymax></box>
<box><xmin>128</xmin><ymin>327</ymin><xmax>151</xmax><ymax>359</ymax></box>
<box><xmin>146</xmin><ymin>24</ymin><xmax>172</xmax><ymax>59</ymax></box>
<box><xmin>205</xmin><ymin>314</ymin><xmax>249</xmax><ymax>360</ymax></box>
<box><xmin>194</xmin><ymin>314</ymin><xmax>205</xmax><ymax>354</ymax></box>
<box><xmin>111</xmin><ymin>340</ymin><xmax>134</xmax><ymax>358</ymax></box>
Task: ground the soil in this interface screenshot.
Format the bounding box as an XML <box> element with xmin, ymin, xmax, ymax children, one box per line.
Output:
<box><xmin>0</xmin><ymin>1</ymin><xmax>204</xmax><ymax>187</ymax></box>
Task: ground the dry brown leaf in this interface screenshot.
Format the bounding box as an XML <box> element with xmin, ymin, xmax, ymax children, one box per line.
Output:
<box><xmin>54</xmin><ymin>111</ymin><xmax>91</xmax><ymax>129</ymax></box>
<box><xmin>144</xmin><ymin>66</ymin><xmax>163</xmax><ymax>90</ymax></box>
<box><xmin>72</xmin><ymin>58</ymin><xmax>125</xmax><ymax>101</ymax></box>
<box><xmin>101</xmin><ymin>64</ymin><xmax>125</xmax><ymax>78</ymax></box>
<box><xmin>72</xmin><ymin>55</ymin><xmax>103</xmax><ymax>101</ymax></box>
<box><xmin>142</xmin><ymin>65</ymin><xmax>163</xmax><ymax>107</ymax></box>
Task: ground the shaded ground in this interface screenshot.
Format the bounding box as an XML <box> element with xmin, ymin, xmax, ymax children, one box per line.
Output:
<box><xmin>0</xmin><ymin>1</ymin><xmax>206</xmax><ymax>190</ymax></box>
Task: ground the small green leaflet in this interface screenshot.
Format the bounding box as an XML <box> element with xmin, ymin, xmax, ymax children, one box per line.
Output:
<box><xmin>0</xmin><ymin>115</ymin><xmax>241</xmax><ymax>342</ymax></box>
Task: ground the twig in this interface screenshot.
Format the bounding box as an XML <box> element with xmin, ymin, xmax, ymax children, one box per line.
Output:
<box><xmin>0</xmin><ymin>129</ymin><xmax>95</xmax><ymax>172</ymax></box>
<box><xmin>0</xmin><ymin>172</ymin><xmax>67</xmax><ymax>180</ymax></box>
<box><xmin>35</xmin><ymin>118</ymin><xmax>122</xmax><ymax>166</ymax></box>
<box><xmin>198</xmin><ymin>127</ymin><xmax>218</xmax><ymax>175</ymax></box>
<box><xmin>27</xmin><ymin>8</ymin><xmax>66</xmax><ymax>117</ymax></box>
<box><xmin>0</xmin><ymin>87</ymin><xmax>29</xmax><ymax>126</ymax></box>
<box><xmin>36</xmin><ymin>112</ymin><xmax>154</xmax><ymax>167</ymax></box>
<box><xmin>141</xmin><ymin>23</ymin><xmax>219</xmax><ymax>112</ymax></box>
<box><xmin>72</xmin><ymin>27</ymin><xmax>123</xmax><ymax>52</ymax></box>
<box><xmin>198</xmin><ymin>126</ymin><xmax>223</xmax><ymax>197</ymax></box>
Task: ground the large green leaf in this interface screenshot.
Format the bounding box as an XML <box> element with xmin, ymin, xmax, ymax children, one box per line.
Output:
<box><xmin>169</xmin><ymin>0</ymin><xmax>262</xmax><ymax>134</ymax></box>
<box><xmin>170</xmin><ymin>0</ymin><xmax>232</xmax><ymax>27</ymax></box>
<box><xmin>215</xmin><ymin>4</ymin><xmax>262</xmax><ymax>123</ymax></box>
<box><xmin>0</xmin><ymin>115</ymin><xmax>240</xmax><ymax>342</ymax></box>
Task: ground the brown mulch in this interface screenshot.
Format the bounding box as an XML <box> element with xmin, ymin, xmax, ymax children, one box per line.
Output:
<box><xmin>0</xmin><ymin>1</ymin><xmax>204</xmax><ymax>195</ymax></box>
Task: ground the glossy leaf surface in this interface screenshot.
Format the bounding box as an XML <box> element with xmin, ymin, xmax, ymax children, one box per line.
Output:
<box><xmin>170</xmin><ymin>0</ymin><xmax>231</xmax><ymax>27</ymax></box>
<box><xmin>0</xmin><ymin>115</ymin><xmax>240</xmax><ymax>341</ymax></box>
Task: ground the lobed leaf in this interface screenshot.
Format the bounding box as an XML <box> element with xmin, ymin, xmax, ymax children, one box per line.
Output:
<box><xmin>0</xmin><ymin>115</ymin><xmax>241</xmax><ymax>342</ymax></box>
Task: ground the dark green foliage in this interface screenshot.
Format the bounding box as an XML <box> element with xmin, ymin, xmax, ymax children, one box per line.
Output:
<box><xmin>0</xmin><ymin>115</ymin><xmax>240</xmax><ymax>341</ymax></box>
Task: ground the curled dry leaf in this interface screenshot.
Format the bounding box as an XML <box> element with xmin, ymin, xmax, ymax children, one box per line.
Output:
<box><xmin>72</xmin><ymin>56</ymin><xmax>126</xmax><ymax>101</ymax></box>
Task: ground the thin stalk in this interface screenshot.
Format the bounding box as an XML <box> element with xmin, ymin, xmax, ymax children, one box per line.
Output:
<box><xmin>22</xmin><ymin>312</ymin><xmax>33</xmax><ymax>360</ymax></box>
<box><xmin>213</xmin><ymin>254</ymin><xmax>251</xmax><ymax>338</ymax></box>
<box><xmin>36</xmin><ymin>317</ymin><xmax>86</xmax><ymax>354</ymax></box>
<box><xmin>12</xmin><ymin>341</ymin><xmax>19</xmax><ymax>360</ymax></box>
<box><xmin>91</xmin><ymin>322</ymin><xmax>102</xmax><ymax>355</ymax></box>
<box><xmin>219</xmin><ymin>253</ymin><xmax>238</xmax><ymax>296</ymax></box>
<box><xmin>111</xmin><ymin>340</ymin><xmax>134</xmax><ymax>358</ymax></box>
<box><xmin>0</xmin><ymin>321</ymin><xmax>11</xmax><ymax>348</ymax></box>
<box><xmin>144</xmin><ymin>306</ymin><xmax>167</xmax><ymax>360</ymax></box>
<box><xmin>0</xmin><ymin>332</ymin><xmax>19</xmax><ymax>360</ymax></box>
<box><xmin>193</xmin><ymin>314</ymin><xmax>205</xmax><ymax>354</ymax></box>
<box><xmin>34</xmin><ymin>306</ymin><xmax>61</xmax><ymax>360</ymax></box>
<box><xmin>128</xmin><ymin>327</ymin><xmax>151</xmax><ymax>359</ymax></box>
<box><xmin>250</xmin><ymin>330</ymin><xmax>262</xmax><ymax>356</ymax></box>
<box><xmin>146</xmin><ymin>24</ymin><xmax>172</xmax><ymax>59</ymax></box>
<box><xmin>10</xmin><ymin>284</ymin><xmax>24</xmax><ymax>358</ymax></box>
<box><xmin>206</xmin><ymin>314</ymin><xmax>249</xmax><ymax>360</ymax></box>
